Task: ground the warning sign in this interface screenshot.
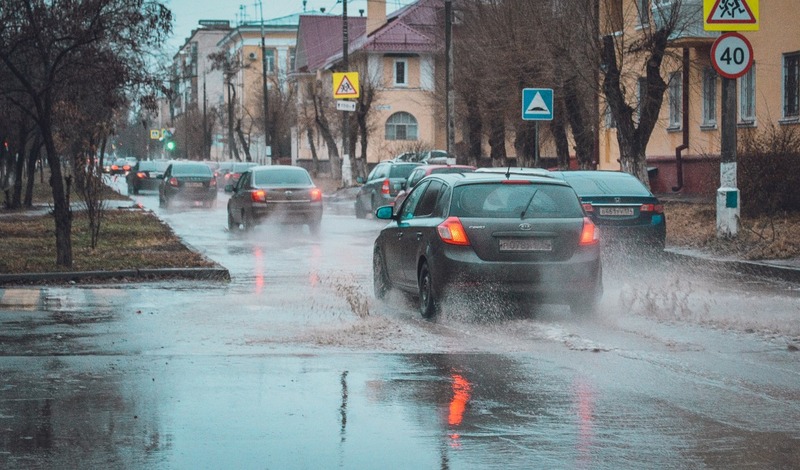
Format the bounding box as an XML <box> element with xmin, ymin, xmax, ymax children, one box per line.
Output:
<box><xmin>704</xmin><ymin>0</ymin><xmax>759</xmax><ymax>31</ymax></box>
<box><xmin>333</xmin><ymin>72</ymin><xmax>359</xmax><ymax>99</ymax></box>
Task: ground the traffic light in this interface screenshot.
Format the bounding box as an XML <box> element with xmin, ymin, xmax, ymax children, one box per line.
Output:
<box><xmin>165</xmin><ymin>140</ymin><xmax>176</xmax><ymax>151</ymax></box>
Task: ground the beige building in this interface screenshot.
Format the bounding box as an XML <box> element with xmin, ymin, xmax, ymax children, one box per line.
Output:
<box><xmin>292</xmin><ymin>0</ymin><xmax>445</xmax><ymax>174</ymax></box>
<box><xmin>599</xmin><ymin>0</ymin><xmax>800</xmax><ymax>196</ymax></box>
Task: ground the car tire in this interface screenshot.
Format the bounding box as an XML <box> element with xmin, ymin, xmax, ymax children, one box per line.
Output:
<box><xmin>158</xmin><ymin>194</ymin><xmax>165</xmax><ymax>208</ymax></box>
<box><xmin>163</xmin><ymin>195</ymin><xmax>171</xmax><ymax>209</ymax></box>
<box><xmin>308</xmin><ymin>219</ymin><xmax>321</xmax><ymax>235</ymax></box>
<box><xmin>355</xmin><ymin>199</ymin><xmax>367</xmax><ymax>219</ymax></box>
<box><xmin>418</xmin><ymin>261</ymin><xmax>438</xmax><ymax>319</ymax></box>
<box><xmin>373</xmin><ymin>247</ymin><xmax>391</xmax><ymax>300</ymax></box>
<box><xmin>241</xmin><ymin>210</ymin><xmax>253</xmax><ymax>231</ymax></box>
<box><xmin>370</xmin><ymin>195</ymin><xmax>380</xmax><ymax>216</ymax></box>
<box><xmin>227</xmin><ymin>210</ymin><xmax>238</xmax><ymax>231</ymax></box>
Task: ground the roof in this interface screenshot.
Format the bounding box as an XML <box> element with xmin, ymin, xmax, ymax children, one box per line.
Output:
<box><xmin>295</xmin><ymin>0</ymin><xmax>441</xmax><ymax>73</ymax></box>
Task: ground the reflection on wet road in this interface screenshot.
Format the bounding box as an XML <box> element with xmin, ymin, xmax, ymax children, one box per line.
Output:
<box><xmin>1</xmin><ymin>183</ymin><xmax>799</xmax><ymax>468</ymax></box>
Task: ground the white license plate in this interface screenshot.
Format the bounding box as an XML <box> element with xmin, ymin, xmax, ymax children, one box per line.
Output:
<box><xmin>186</xmin><ymin>182</ymin><xmax>204</xmax><ymax>188</ymax></box>
<box><xmin>599</xmin><ymin>207</ymin><xmax>634</xmax><ymax>216</ymax></box>
<box><xmin>499</xmin><ymin>238</ymin><xmax>552</xmax><ymax>252</ymax></box>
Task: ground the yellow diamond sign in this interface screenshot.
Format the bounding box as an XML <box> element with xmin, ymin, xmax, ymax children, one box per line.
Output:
<box><xmin>704</xmin><ymin>0</ymin><xmax>759</xmax><ymax>32</ymax></box>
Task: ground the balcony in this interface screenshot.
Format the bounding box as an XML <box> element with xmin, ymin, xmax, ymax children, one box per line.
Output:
<box><xmin>652</xmin><ymin>0</ymin><xmax>720</xmax><ymax>46</ymax></box>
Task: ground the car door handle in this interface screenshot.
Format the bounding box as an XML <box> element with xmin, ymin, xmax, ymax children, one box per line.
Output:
<box><xmin>415</xmin><ymin>232</ymin><xmax>423</xmax><ymax>240</ymax></box>
<box><xmin>396</xmin><ymin>232</ymin><xmax>403</xmax><ymax>239</ymax></box>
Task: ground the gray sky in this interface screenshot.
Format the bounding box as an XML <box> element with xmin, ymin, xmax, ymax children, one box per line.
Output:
<box><xmin>165</xmin><ymin>0</ymin><xmax>414</xmax><ymax>50</ymax></box>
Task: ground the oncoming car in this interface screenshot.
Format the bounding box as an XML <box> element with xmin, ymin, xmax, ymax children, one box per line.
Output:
<box><xmin>226</xmin><ymin>165</ymin><xmax>323</xmax><ymax>234</ymax></box>
<box><xmin>372</xmin><ymin>172</ymin><xmax>602</xmax><ymax>318</ymax></box>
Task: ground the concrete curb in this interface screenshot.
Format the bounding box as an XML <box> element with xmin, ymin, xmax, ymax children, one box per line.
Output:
<box><xmin>664</xmin><ymin>249</ymin><xmax>800</xmax><ymax>284</ymax></box>
<box><xmin>0</xmin><ymin>267</ymin><xmax>231</xmax><ymax>285</ymax></box>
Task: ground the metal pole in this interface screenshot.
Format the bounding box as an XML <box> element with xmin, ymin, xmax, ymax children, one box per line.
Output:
<box><xmin>717</xmin><ymin>76</ymin><xmax>739</xmax><ymax>237</ymax></box>
<box><xmin>341</xmin><ymin>0</ymin><xmax>353</xmax><ymax>186</ymax></box>
<box><xmin>259</xmin><ymin>1</ymin><xmax>270</xmax><ymax>164</ymax></box>
<box><xmin>445</xmin><ymin>0</ymin><xmax>455</xmax><ymax>158</ymax></box>
<box><xmin>203</xmin><ymin>77</ymin><xmax>208</xmax><ymax>160</ymax></box>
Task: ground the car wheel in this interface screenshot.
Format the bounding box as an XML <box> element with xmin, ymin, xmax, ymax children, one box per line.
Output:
<box><xmin>418</xmin><ymin>261</ymin><xmax>438</xmax><ymax>319</ymax></box>
<box><xmin>205</xmin><ymin>199</ymin><xmax>215</xmax><ymax>209</ymax></box>
<box><xmin>355</xmin><ymin>199</ymin><xmax>367</xmax><ymax>219</ymax></box>
<box><xmin>370</xmin><ymin>195</ymin><xmax>380</xmax><ymax>215</ymax></box>
<box><xmin>227</xmin><ymin>210</ymin><xmax>238</xmax><ymax>231</ymax></box>
<box><xmin>308</xmin><ymin>219</ymin><xmax>321</xmax><ymax>235</ymax></box>
<box><xmin>373</xmin><ymin>247</ymin><xmax>391</xmax><ymax>300</ymax></box>
<box><xmin>158</xmin><ymin>194</ymin><xmax>165</xmax><ymax>208</ymax></box>
<box><xmin>241</xmin><ymin>210</ymin><xmax>253</xmax><ymax>231</ymax></box>
<box><xmin>132</xmin><ymin>185</ymin><xmax>139</xmax><ymax>195</ymax></box>
<box><xmin>163</xmin><ymin>195</ymin><xmax>171</xmax><ymax>209</ymax></box>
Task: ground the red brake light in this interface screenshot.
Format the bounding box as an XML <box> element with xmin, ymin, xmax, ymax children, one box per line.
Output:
<box><xmin>111</xmin><ymin>164</ymin><xmax>119</xmax><ymax>170</ymax></box>
<box><xmin>123</xmin><ymin>164</ymin><xmax>131</xmax><ymax>171</ymax></box>
<box><xmin>640</xmin><ymin>203</ymin><xmax>664</xmax><ymax>213</ymax></box>
<box><xmin>168</xmin><ymin>177</ymin><xmax>179</xmax><ymax>187</ymax></box>
<box><xmin>310</xmin><ymin>188</ymin><xmax>322</xmax><ymax>201</ymax></box>
<box><xmin>437</xmin><ymin>217</ymin><xmax>470</xmax><ymax>246</ymax></box>
<box><xmin>210</xmin><ymin>178</ymin><xmax>217</xmax><ymax>187</ymax></box>
<box><xmin>136</xmin><ymin>172</ymin><xmax>146</xmax><ymax>179</ymax></box>
<box><xmin>251</xmin><ymin>189</ymin><xmax>266</xmax><ymax>202</ymax></box>
<box><xmin>579</xmin><ymin>217</ymin><xmax>599</xmax><ymax>246</ymax></box>
<box><xmin>582</xmin><ymin>203</ymin><xmax>594</xmax><ymax>213</ymax></box>
<box><xmin>381</xmin><ymin>179</ymin><xmax>390</xmax><ymax>195</ymax></box>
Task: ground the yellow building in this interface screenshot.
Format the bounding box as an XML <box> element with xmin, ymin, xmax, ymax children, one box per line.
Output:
<box><xmin>599</xmin><ymin>0</ymin><xmax>799</xmax><ymax>196</ymax></box>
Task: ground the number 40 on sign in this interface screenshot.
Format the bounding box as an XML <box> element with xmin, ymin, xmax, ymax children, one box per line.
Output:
<box><xmin>711</xmin><ymin>32</ymin><xmax>754</xmax><ymax>79</ymax></box>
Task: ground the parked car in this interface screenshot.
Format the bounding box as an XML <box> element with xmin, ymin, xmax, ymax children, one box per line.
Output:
<box><xmin>354</xmin><ymin>161</ymin><xmax>422</xmax><ymax>218</ymax></box>
<box><xmin>393</xmin><ymin>163</ymin><xmax>476</xmax><ymax>209</ymax></box>
<box><xmin>217</xmin><ymin>162</ymin><xmax>257</xmax><ymax>190</ymax></box>
<box><xmin>372</xmin><ymin>172</ymin><xmax>602</xmax><ymax>318</ymax></box>
<box><xmin>126</xmin><ymin>160</ymin><xmax>169</xmax><ymax>194</ymax></box>
<box><xmin>158</xmin><ymin>161</ymin><xmax>217</xmax><ymax>208</ymax></box>
<box><xmin>226</xmin><ymin>165</ymin><xmax>323</xmax><ymax>233</ymax></box>
<box><xmin>550</xmin><ymin>170</ymin><xmax>666</xmax><ymax>251</ymax></box>
<box><xmin>391</xmin><ymin>149</ymin><xmax>456</xmax><ymax>165</ymax></box>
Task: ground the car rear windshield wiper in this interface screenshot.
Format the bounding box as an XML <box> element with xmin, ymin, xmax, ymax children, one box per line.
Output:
<box><xmin>521</xmin><ymin>189</ymin><xmax>538</xmax><ymax>219</ymax></box>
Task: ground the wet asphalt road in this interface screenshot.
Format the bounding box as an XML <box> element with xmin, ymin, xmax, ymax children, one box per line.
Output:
<box><xmin>1</xmin><ymin>183</ymin><xmax>799</xmax><ymax>469</ymax></box>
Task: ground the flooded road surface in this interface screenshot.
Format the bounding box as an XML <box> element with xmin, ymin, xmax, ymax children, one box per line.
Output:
<box><xmin>1</xmin><ymin>185</ymin><xmax>799</xmax><ymax>468</ymax></box>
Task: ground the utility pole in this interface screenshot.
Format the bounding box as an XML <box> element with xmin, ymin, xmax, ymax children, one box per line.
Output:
<box><xmin>445</xmin><ymin>0</ymin><xmax>455</xmax><ymax>158</ymax></box>
<box><xmin>341</xmin><ymin>0</ymin><xmax>353</xmax><ymax>186</ymax></box>
<box><xmin>258</xmin><ymin>0</ymin><xmax>270</xmax><ymax>164</ymax></box>
<box><xmin>203</xmin><ymin>77</ymin><xmax>208</xmax><ymax>160</ymax></box>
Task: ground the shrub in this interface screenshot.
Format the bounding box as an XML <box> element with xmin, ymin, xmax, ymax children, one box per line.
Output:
<box><xmin>738</xmin><ymin>125</ymin><xmax>800</xmax><ymax>217</ymax></box>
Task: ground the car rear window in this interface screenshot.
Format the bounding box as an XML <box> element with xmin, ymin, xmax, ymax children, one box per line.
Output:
<box><xmin>450</xmin><ymin>182</ymin><xmax>583</xmax><ymax>219</ymax></box>
<box><xmin>562</xmin><ymin>173</ymin><xmax>651</xmax><ymax>196</ymax></box>
<box><xmin>172</xmin><ymin>163</ymin><xmax>212</xmax><ymax>176</ymax></box>
<box><xmin>254</xmin><ymin>169</ymin><xmax>312</xmax><ymax>186</ymax></box>
<box><xmin>138</xmin><ymin>161</ymin><xmax>168</xmax><ymax>172</ymax></box>
<box><xmin>389</xmin><ymin>164</ymin><xmax>420</xmax><ymax>179</ymax></box>
<box><xmin>233</xmin><ymin>163</ymin><xmax>257</xmax><ymax>172</ymax></box>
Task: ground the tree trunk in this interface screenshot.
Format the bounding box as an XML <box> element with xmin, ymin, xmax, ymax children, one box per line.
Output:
<box><xmin>236</xmin><ymin>119</ymin><xmax>252</xmax><ymax>162</ymax></box>
<box><xmin>488</xmin><ymin>106</ymin><xmax>507</xmax><ymax>167</ymax></box>
<box><xmin>465</xmin><ymin>95</ymin><xmax>482</xmax><ymax>167</ymax></box>
<box><xmin>42</xmin><ymin>129</ymin><xmax>73</xmax><ymax>267</ymax></box>
<box><xmin>24</xmin><ymin>137</ymin><xmax>41</xmax><ymax>207</ymax></box>
<box><xmin>312</xmin><ymin>85</ymin><xmax>340</xmax><ymax>180</ymax></box>
<box><xmin>564</xmin><ymin>77</ymin><xmax>595</xmax><ymax>169</ymax></box>
<box><xmin>306</xmin><ymin>127</ymin><xmax>319</xmax><ymax>177</ymax></box>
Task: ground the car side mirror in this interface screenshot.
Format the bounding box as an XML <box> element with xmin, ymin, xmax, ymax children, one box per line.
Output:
<box><xmin>356</xmin><ymin>176</ymin><xmax>364</xmax><ymax>184</ymax></box>
<box><xmin>375</xmin><ymin>205</ymin><xmax>394</xmax><ymax>220</ymax></box>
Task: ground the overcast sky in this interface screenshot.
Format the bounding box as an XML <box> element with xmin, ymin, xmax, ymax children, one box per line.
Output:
<box><xmin>165</xmin><ymin>0</ymin><xmax>415</xmax><ymax>51</ymax></box>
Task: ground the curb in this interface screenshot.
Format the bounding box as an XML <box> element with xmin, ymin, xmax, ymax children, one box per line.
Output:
<box><xmin>664</xmin><ymin>249</ymin><xmax>800</xmax><ymax>284</ymax></box>
<box><xmin>0</xmin><ymin>267</ymin><xmax>231</xmax><ymax>285</ymax></box>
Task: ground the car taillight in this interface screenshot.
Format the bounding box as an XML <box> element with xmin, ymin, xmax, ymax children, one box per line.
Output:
<box><xmin>251</xmin><ymin>189</ymin><xmax>266</xmax><ymax>202</ymax></box>
<box><xmin>136</xmin><ymin>172</ymin><xmax>147</xmax><ymax>179</ymax></box>
<box><xmin>111</xmin><ymin>165</ymin><xmax>119</xmax><ymax>170</ymax></box>
<box><xmin>210</xmin><ymin>178</ymin><xmax>217</xmax><ymax>187</ymax></box>
<box><xmin>640</xmin><ymin>203</ymin><xmax>664</xmax><ymax>213</ymax></box>
<box><xmin>437</xmin><ymin>217</ymin><xmax>470</xmax><ymax>246</ymax></box>
<box><xmin>381</xmin><ymin>179</ymin><xmax>390</xmax><ymax>195</ymax></box>
<box><xmin>579</xmin><ymin>217</ymin><xmax>599</xmax><ymax>246</ymax></box>
<box><xmin>123</xmin><ymin>165</ymin><xmax>131</xmax><ymax>171</ymax></box>
<box><xmin>168</xmin><ymin>177</ymin><xmax>179</xmax><ymax>187</ymax></box>
<box><xmin>310</xmin><ymin>188</ymin><xmax>322</xmax><ymax>201</ymax></box>
<box><xmin>582</xmin><ymin>203</ymin><xmax>594</xmax><ymax>213</ymax></box>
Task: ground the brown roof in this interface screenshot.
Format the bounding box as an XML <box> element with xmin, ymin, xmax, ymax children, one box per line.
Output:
<box><xmin>295</xmin><ymin>15</ymin><xmax>366</xmax><ymax>72</ymax></box>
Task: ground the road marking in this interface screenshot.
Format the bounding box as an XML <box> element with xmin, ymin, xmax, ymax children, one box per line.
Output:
<box><xmin>0</xmin><ymin>289</ymin><xmax>42</xmax><ymax>311</ymax></box>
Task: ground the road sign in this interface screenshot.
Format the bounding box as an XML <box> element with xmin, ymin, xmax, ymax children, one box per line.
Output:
<box><xmin>149</xmin><ymin>129</ymin><xmax>161</xmax><ymax>140</ymax></box>
<box><xmin>333</xmin><ymin>72</ymin><xmax>359</xmax><ymax>99</ymax></box>
<box><xmin>704</xmin><ymin>0</ymin><xmax>759</xmax><ymax>31</ymax></box>
<box><xmin>521</xmin><ymin>88</ymin><xmax>554</xmax><ymax>121</ymax></box>
<box><xmin>336</xmin><ymin>100</ymin><xmax>356</xmax><ymax>112</ymax></box>
<box><xmin>711</xmin><ymin>32</ymin><xmax>754</xmax><ymax>79</ymax></box>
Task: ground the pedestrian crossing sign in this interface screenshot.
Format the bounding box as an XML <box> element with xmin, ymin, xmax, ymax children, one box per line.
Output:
<box><xmin>522</xmin><ymin>88</ymin><xmax>553</xmax><ymax>121</ymax></box>
<box><xmin>149</xmin><ymin>129</ymin><xmax>161</xmax><ymax>140</ymax></box>
<box><xmin>704</xmin><ymin>0</ymin><xmax>759</xmax><ymax>31</ymax></box>
<box><xmin>333</xmin><ymin>72</ymin><xmax>360</xmax><ymax>99</ymax></box>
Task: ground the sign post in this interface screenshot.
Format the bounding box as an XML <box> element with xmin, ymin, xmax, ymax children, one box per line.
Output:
<box><xmin>333</xmin><ymin>71</ymin><xmax>359</xmax><ymax>186</ymax></box>
<box><xmin>704</xmin><ymin>0</ymin><xmax>759</xmax><ymax>238</ymax></box>
<box><xmin>521</xmin><ymin>88</ymin><xmax>554</xmax><ymax>166</ymax></box>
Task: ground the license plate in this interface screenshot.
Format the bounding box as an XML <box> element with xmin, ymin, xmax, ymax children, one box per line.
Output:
<box><xmin>186</xmin><ymin>182</ymin><xmax>204</xmax><ymax>188</ymax></box>
<box><xmin>599</xmin><ymin>207</ymin><xmax>634</xmax><ymax>216</ymax></box>
<box><xmin>498</xmin><ymin>238</ymin><xmax>552</xmax><ymax>252</ymax></box>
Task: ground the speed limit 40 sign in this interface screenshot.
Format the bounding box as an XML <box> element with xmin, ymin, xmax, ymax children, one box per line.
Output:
<box><xmin>711</xmin><ymin>32</ymin><xmax>754</xmax><ymax>79</ymax></box>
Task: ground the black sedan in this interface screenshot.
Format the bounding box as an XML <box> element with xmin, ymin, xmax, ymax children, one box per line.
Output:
<box><xmin>226</xmin><ymin>165</ymin><xmax>323</xmax><ymax>234</ymax></box>
<box><xmin>550</xmin><ymin>170</ymin><xmax>666</xmax><ymax>251</ymax></box>
<box><xmin>158</xmin><ymin>161</ymin><xmax>217</xmax><ymax>208</ymax></box>
<box><xmin>372</xmin><ymin>172</ymin><xmax>602</xmax><ymax>318</ymax></box>
<box><xmin>126</xmin><ymin>160</ymin><xmax>169</xmax><ymax>194</ymax></box>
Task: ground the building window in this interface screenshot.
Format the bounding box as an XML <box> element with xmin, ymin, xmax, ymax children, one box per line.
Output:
<box><xmin>668</xmin><ymin>71</ymin><xmax>682</xmax><ymax>129</ymax></box>
<box><xmin>702</xmin><ymin>67</ymin><xmax>717</xmax><ymax>126</ymax></box>
<box><xmin>385</xmin><ymin>112</ymin><xmax>418</xmax><ymax>141</ymax></box>
<box><xmin>394</xmin><ymin>59</ymin><xmax>408</xmax><ymax>87</ymax></box>
<box><xmin>784</xmin><ymin>52</ymin><xmax>800</xmax><ymax>119</ymax></box>
<box><xmin>637</xmin><ymin>0</ymin><xmax>649</xmax><ymax>27</ymax></box>
<box><xmin>264</xmin><ymin>49</ymin><xmax>275</xmax><ymax>73</ymax></box>
<box><xmin>739</xmin><ymin>62</ymin><xmax>756</xmax><ymax>123</ymax></box>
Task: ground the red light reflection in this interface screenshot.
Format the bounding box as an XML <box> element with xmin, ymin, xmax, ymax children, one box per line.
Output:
<box><xmin>448</xmin><ymin>373</ymin><xmax>471</xmax><ymax>446</ymax></box>
<box><xmin>253</xmin><ymin>247</ymin><xmax>264</xmax><ymax>293</ymax></box>
<box><xmin>573</xmin><ymin>377</ymin><xmax>596</xmax><ymax>468</ymax></box>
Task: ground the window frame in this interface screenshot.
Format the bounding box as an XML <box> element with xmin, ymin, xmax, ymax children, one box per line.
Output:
<box><xmin>739</xmin><ymin>62</ymin><xmax>756</xmax><ymax>124</ymax></box>
<box><xmin>702</xmin><ymin>67</ymin><xmax>717</xmax><ymax>128</ymax></box>
<box><xmin>393</xmin><ymin>59</ymin><xmax>408</xmax><ymax>87</ymax></box>
<box><xmin>783</xmin><ymin>52</ymin><xmax>800</xmax><ymax>121</ymax></box>
<box><xmin>668</xmin><ymin>71</ymin><xmax>682</xmax><ymax>129</ymax></box>
<box><xmin>385</xmin><ymin>112</ymin><xmax>419</xmax><ymax>141</ymax></box>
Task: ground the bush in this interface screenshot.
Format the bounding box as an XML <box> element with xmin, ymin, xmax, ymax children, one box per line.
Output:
<box><xmin>738</xmin><ymin>125</ymin><xmax>800</xmax><ymax>217</ymax></box>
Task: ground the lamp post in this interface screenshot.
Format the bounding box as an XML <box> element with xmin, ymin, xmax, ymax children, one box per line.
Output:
<box><xmin>341</xmin><ymin>0</ymin><xmax>353</xmax><ymax>186</ymax></box>
<box><xmin>257</xmin><ymin>0</ymin><xmax>270</xmax><ymax>164</ymax></box>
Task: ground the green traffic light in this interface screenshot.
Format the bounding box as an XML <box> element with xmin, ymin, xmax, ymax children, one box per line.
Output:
<box><xmin>166</xmin><ymin>141</ymin><xmax>175</xmax><ymax>151</ymax></box>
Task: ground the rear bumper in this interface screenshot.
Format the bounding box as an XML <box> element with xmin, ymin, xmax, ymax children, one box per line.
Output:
<box><xmin>166</xmin><ymin>188</ymin><xmax>217</xmax><ymax>202</ymax></box>
<box><xmin>251</xmin><ymin>203</ymin><xmax>322</xmax><ymax>223</ymax></box>
<box><xmin>430</xmin><ymin>245</ymin><xmax>602</xmax><ymax>303</ymax></box>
